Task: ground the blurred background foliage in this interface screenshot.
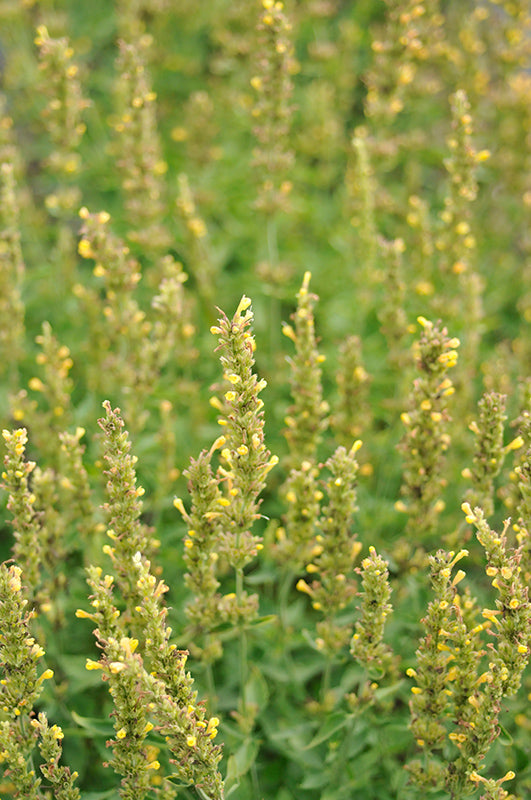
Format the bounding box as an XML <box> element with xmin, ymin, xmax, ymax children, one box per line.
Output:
<box><xmin>0</xmin><ymin>0</ymin><xmax>530</xmax><ymax>797</ymax></box>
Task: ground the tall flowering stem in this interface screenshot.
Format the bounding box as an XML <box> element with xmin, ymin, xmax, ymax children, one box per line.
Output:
<box><xmin>408</xmin><ymin>504</ymin><xmax>531</xmax><ymax>795</ymax></box>
<box><xmin>274</xmin><ymin>460</ymin><xmax>321</xmax><ymax>572</ymax></box>
<box><xmin>364</xmin><ymin>0</ymin><xmax>446</xmax><ymax>124</ymax></box>
<box><xmin>112</xmin><ymin>35</ymin><xmax>170</xmax><ymax>255</ymax></box>
<box><xmin>0</xmin><ymin>563</ymin><xmax>59</xmax><ymax>798</ymax></box>
<box><xmin>332</xmin><ymin>334</ymin><xmax>371</xmax><ymax>447</ymax></box>
<box><xmin>349</xmin><ymin>546</ymin><xmax>394</xmax><ymax>708</ymax></box>
<box><xmin>435</xmin><ymin>90</ymin><xmax>489</xmax><ymax>381</ymax></box>
<box><xmin>78</xmin><ymin>562</ymin><xmax>224</xmax><ymax>800</ymax></box>
<box><xmin>461</xmin><ymin>505</ymin><xmax>530</xmax><ymax>696</ymax></box>
<box><xmin>151</xmin><ymin>256</ymin><xmax>195</xmax><ymax>371</ymax></box>
<box><xmin>175</xmin><ymin>174</ymin><xmax>215</xmax><ymax>308</ymax></box>
<box><xmin>32</xmin><ymin>713</ymin><xmax>80</xmax><ymax>800</ymax></box>
<box><xmin>1</xmin><ymin>429</ymin><xmax>42</xmax><ymax>600</ymax></box>
<box><xmin>77</xmin><ymin>207</ymin><xmax>146</xmax><ymax>396</ymax></box>
<box><xmin>282</xmin><ymin>271</ymin><xmax>329</xmax><ymax>468</ymax></box>
<box><xmin>274</xmin><ymin>271</ymin><xmax>328</xmax><ymax>590</ymax></box>
<box><xmin>8</xmin><ymin>323</ymin><xmax>74</xmax><ymax>471</ymax></box>
<box><xmin>407</xmin><ymin>548</ymin><xmax>469</xmax><ymax>790</ymax></box>
<box><xmin>377</xmin><ymin>236</ymin><xmax>408</xmax><ymax>367</ymax></box>
<box><xmin>26</xmin><ymin>322</ymin><xmax>74</xmax><ymax>465</ymax></box>
<box><xmin>35</xmin><ymin>25</ymin><xmax>89</xmax><ymax>217</ymax></box>
<box><xmin>79</xmin><ymin>570</ymin><xmax>154</xmax><ymax>800</ymax></box>
<box><xmin>176</xmin><ymin>449</ymin><xmax>224</xmax><ymax>666</ymax></box>
<box><xmin>436</xmin><ymin>90</ymin><xmax>488</xmax><ymax>279</ymax></box>
<box><xmin>345</xmin><ymin>135</ymin><xmax>378</xmax><ymax>278</ymax></box>
<box><xmin>445</xmin><ymin>505</ymin><xmax>531</xmax><ymax>796</ymax></box>
<box><xmin>176</xmin><ymin>297</ymin><xmax>276</xmax><ymax>729</ymax></box>
<box><xmin>78</xmin><ymin>210</ymin><xmax>193</xmax><ymax>428</ymax></box>
<box><xmin>251</xmin><ymin>0</ymin><xmax>295</xmax><ymax>217</ymax></box>
<box><xmin>0</xmin><ymin>157</ymin><xmax>25</xmax><ymax>385</ymax></box>
<box><xmin>210</xmin><ymin>296</ymin><xmax>277</xmax><ymax>726</ymax></box>
<box><xmin>511</xmin><ymin>403</ymin><xmax>531</xmax><ymax>584</ymax></box>
<box><xmin>397</xmin><ymin>316</ymin><xmax>459</xmax><ymax>539</ymax></box>
<box><xmin>462</xmin><ymin>392</ymin><xmax>508</xmax><ymax>517</ymax></box>
<box><xmin>209</xmin><ymin>296</ymin><xmax>277</xmax><ymax>575</ymax></box>
<box><xmin>58</xmin><ymin>427</ymin><xmax>94</xmax><ymax>539</ymax></box>
<box><xmin>98</xmin><ymin>401</ymin><xmax>155</xmax><ymax>616</ymax></box>
<box><xmin>296</xmin><ymin>442</ymin><xmax>362</xmax><ymax>703</ymax></box>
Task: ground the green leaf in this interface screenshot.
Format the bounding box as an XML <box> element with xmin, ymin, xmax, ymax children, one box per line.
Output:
<box><xmin>300</xmin><ymin>769</ymin><xmax>330</xmax><ymax>790</ymax></box>
<box><xmin>70</xmin><ymin>710</ymin><xmax>115</xmax><ymax>737</ymax></box>
<box><xmin>245</xmin><ymin>614</ymin><xmax>276</xmax><ymax>629</ymax></box>
<box><xmin>306</xmin><ymin>711</ymin><xmax>351</xmax><ymax>748</ymax></box>
<box><xmin>498</xmin><ymin>723</ymin><xmax>514</xmax><ymax>746</ymax></box>
<box><xmin>224</xmin><ymin>738</ymin><xmax>260</xmax><ymax>796</ymax></box>
<box><xmin>245</xmin><ymin>665</ymin><xmax>269</xmax><ymax>711</ymax></box>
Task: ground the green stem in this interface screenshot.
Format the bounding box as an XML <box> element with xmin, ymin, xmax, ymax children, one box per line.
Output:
<box><xmin>321</xmin><ymin>655</ymin><xmax>332</xmax><ymax>705</ymax></box>
<box><xmin>266</xmin><ymin>214</ymin><xmax>278</xmax><ymax>266</ymax></box>
<box><xmin>328</xmin><ymin>712</ymin><xmax>356</xmax><ymax>791</ymax></box>
<box><xmin>266</xmin><ymin>214</ymin><xmax>280</xmax><ymax>360</ymax></box>
<box><xmin>278</xmin><ymin>568</ymin><xmax>293</xmax><ymax>633</ymax></box>
<box><xmin>204</xmin><ymin>655</ymin><xmax>217</xmax><ymax>713</ymax></box>
<box><xmin>235</xmin><ymin>566</ymin><xmax>248</xmax><ymax>714</ymax></box>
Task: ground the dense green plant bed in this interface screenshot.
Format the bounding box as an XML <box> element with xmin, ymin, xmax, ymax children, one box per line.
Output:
<box><xmin>0</xmin><ymin>1</ymin><xmax>530</xmax><ymax>798</ymax></box>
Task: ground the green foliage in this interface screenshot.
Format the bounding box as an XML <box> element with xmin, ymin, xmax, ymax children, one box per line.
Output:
<box><xmin>0</xmin><ymin>1</ymin><xmax>531</xmax><ymax>799</ymax></box>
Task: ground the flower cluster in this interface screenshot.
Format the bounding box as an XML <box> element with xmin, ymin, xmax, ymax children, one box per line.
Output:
<box><xmin>80</xmin><ymin>566</ymin><xmax>224</xmax><ymax>799</ymax></box>
<box><xmin>345</xmin><ymin>133</ymin><xmax>377</xmax><ymax>276</ymax></box>
<box><xmin>35</xmin><ymin>25</ymin><xmax>89</xmax><ymax>215</ymax></box>
<box><xmin>274</xmin><ymin>459</ymin><xmax>321</xmax><ymax>572</ymax></box>
<box><xmin>350</xmin><ymin>546</ymin><xmax>393</xmax><ymax>671</ymax></box>
<box><xmin>175</xmin><ymin>173</ymin><xmax>215</xmax><ymax>308</ymax></box>
<box><xmin>462</xmin><ymin>504</ymin><xmax>530</xmax><ymax>697</ymax></box>
<box><xmin>443</xmin><ymin>505</ymin><xmax>530</xmax><ymax>796</ymax></box>
<box><xmin>377</xmin><ymin>236</ymin><xmax>408</xmax><ymax>367</ymax></box>
<box><xmin>1</xmin><ymin>429</ymin><xmax>41</xmax><ymax>599</ymax></box>
<box><xmin>176</xmin><ymin>297</ymin><xmax>277</xmax><ymax>729</ymax></box>
<box><xmin>57</xmin><ymin>426</ymin><xmax>94</xmax><ymax>539</ymax></box>
<box><xmin>21</xmin><ymin>322</ymin><xmax>74</xmax><ymax>461</ymax></box>
<box><xmin>77</xmin><ymin>209</ymin><xmax>187</xmax><ymax>430</ymax></box>
<box><xmin>6</xmin><ymin>323</ymin><xmax>75</xmax><ymax>479</ymax></box>
<box><xmin>331</xmin><ymin>334</ymin><xmax>371</xmax><ymax>447</ymax></box>
<box><xmin>32</xmin><ymin>713</ymin><xmax>80</xmax><ymax>800</ymax></box>
<box><xmin>151</xmin><ymin>256</ymin><xmax>195</xmax><ymax>369</ymax></box>
<box><xmin>97</xmin><ymin>401</ymin><xmax>155</xmax><ymax>613</ymax></box>
<box><xmin>349</xmin><ymin>546</ymin><xmax>394</xmax><ymax>708</ymax></box>
<box><xmin>364</xmin><ymin>0</ymin><xmax>447</xmax><ymax>123</ymax></box>
<box><xmin>435</xmin><ymin>90</ymin><xmax>488</xmax><ymax>372</ymax></box>
<box><xmin>397</xmin><ymin>316</ymin><xmax>459</xmax><ymax>539</ymax></box>
<box><xmin>0</xmin><ymin>564</ymin><xmax>68</xmax><ymax>798</ymax></box>
<box><xmin>462</xmin><ymin>392</ymin><xmax>510</xmax><ymax>517</ymax></box>
<box><xmin>282</xmin><ymin>271</ymin><xmax>328</xmax><ymax>467</ymax></box>
<box><xmin>77</xmin><ymin>403</ymin><xmax>225</xmax><ymax>798</ymax></box>
<box><xmin>176</xmin><ymin>448</ymin><xmax>224</xmax><ymax>663</ymax></box>
<box><xmin>297</xmin><ymin>442</ymin><xmax>362</xmax><ymax>657</ymax></box>
<box><xmin>251</xmin><ymin>0</ymin><xmax>295</xmax><ymax>215</ymax></box>
<box><xmin>208</xmin><ymin>296</ymin><xmax>277</xmax><ymax>574</ymax></box>
<box><xmin>274</xmin><ymin>272</ymin><xmax>328</xmax><ymax>571</ymax></box>
<box><xmin>408</xmin><ymin>502</ymin><xmax>531</xmax><ymax>795</ymax></box>
<box><xmin>112</xmin><ymin>35</ymin><xmax>170</xmax><ymax>254</ymax></box>
<box><xmin>77</xmin><ymin>206</ymin><xmax>147</xmax><ymax>416</ymax></box>
<box><xmin>0</xmin><ymin>144</ymin><xmax>24</xmax><ymax>381</ymax></box>
<box><xmin>407</xmin><ymin>548</ymin><xmax>470</xmax><ymax>788</ymax></box>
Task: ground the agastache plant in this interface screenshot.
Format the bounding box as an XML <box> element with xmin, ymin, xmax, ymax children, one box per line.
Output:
<box><xmin>175</xmin><ymin>296</ymin><xmax>277</xmax><ymax>733</ymax></box>
<box><xmin>76</xmin><ymin>402</ymin><xmax>225</xmax><ymax>799</ymax></box>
